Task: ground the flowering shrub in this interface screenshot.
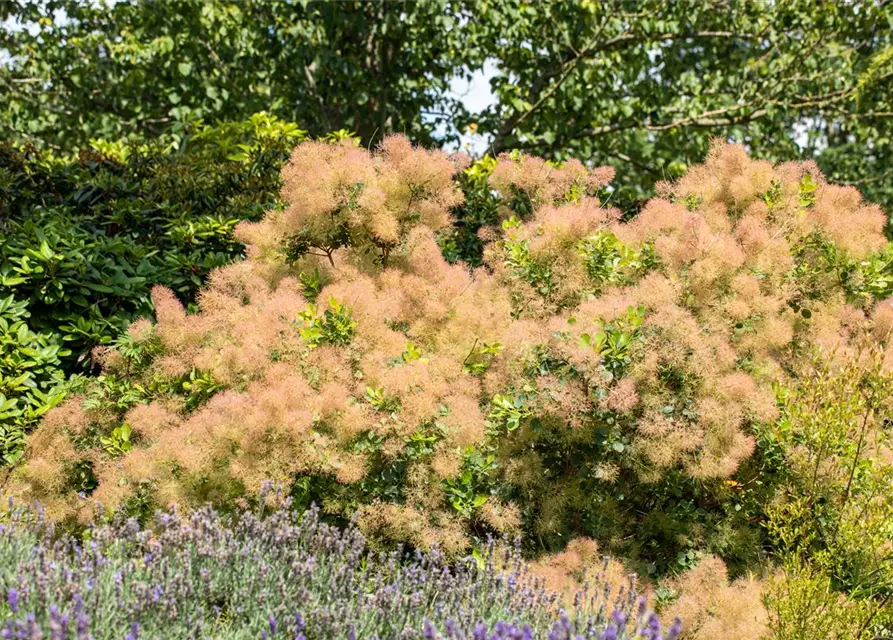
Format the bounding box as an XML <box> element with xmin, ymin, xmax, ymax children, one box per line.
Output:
<box><xmin>8</xmin><ymin>137</ymin><xmax>893</xmax><ymax>570</ymax></box>
<box><xmin>0</xmin><ymin>495</ymin><xmax>675</xmax><ymax>639</ymax></box>
<box><xmin>238</xmin><ymin>136</ymin><xmax>465</xmax><ymax>269</ymax></box>
<box><xmin>658</xmin><ymin>555</ymin><xmax>767</xmax><ymax>640</ymax></box>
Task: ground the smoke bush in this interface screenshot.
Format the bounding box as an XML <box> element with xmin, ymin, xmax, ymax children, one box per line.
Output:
<box><xmin>8</xmin><ymin>136</ymin><xmax>892</xmax><ymax>558</ymax></box>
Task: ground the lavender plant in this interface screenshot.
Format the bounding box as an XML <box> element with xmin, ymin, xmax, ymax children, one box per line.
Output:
<box><xmin>0</xmin><ymin>493</ymin><xmax>676</xmax><ymax>640</ymax></box>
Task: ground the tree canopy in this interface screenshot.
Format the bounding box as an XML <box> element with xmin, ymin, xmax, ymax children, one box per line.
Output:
<box><xmin>473</xmin><ymin>0</ymin><xmax>893</xmax><ymax>213</ymax></box>
<box><xmin>0</xmin><ymin>0</ymin><xmax>467</xmax><ymax>147</ymax></box>
<box><xmin>2</xmin><ymin>0</ymin><xmax>892</xmax><ymax>213</ymax></box>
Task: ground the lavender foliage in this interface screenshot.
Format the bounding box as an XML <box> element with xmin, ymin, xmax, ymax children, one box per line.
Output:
<box><xmin>0</xmin><ymin>495</ymin><xmax>677</xmax><ymax>639</ymax></box>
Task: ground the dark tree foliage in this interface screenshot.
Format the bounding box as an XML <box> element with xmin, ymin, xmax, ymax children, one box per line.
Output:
<box><xmin>2</xmin><ymin>1</ymin><xmax>892</xmax><ymax>216</ymax></box>
<box><xmin>470</xmin><ymin>0</ymin><xmax>893</xmax><ymax>214</ymax></box>
<box><xmin>0</xmin><ymin>0</ymin><xmax>467</xmax><ymax>147</ymax></box>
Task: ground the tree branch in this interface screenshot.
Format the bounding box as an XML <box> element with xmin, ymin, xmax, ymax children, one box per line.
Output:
<box><xmin>491</xmin><ymin>29</ymin><xmax>769</xmax><ymax>152</ymax></box>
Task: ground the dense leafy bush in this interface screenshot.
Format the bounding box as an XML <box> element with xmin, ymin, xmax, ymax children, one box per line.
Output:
<box><xmin>0</xmin><ymin>495</ymin><xmax>676</xmax><ymax>640</ymax></box>
<box><xmin>0</xmin><ymin>295</ymin><xmax>68</xmax><ymax>464</ymax></box>
<box><xmin>0</xmin><ymin>113</ymin><xmax>306</xmax><ymax>459</ymax></box>
<box><xmin>763</xmin><ymin>345</ymin><xmax>893</xmax><ymax>639</ymax></box>
<box><xmin>1</xmin><ymin>113</ymin><xmax>305</xmax><ymax>360</ymax></box>
<box><xmin>10</xmin><ymin>137</ymin><xmax>892</xmax><ymax>591</ymax></box>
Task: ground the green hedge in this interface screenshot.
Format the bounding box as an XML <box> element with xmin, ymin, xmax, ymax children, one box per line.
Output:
<box><xmin>0</xmin><ymin>113</ymin><xmax>306</xmax><ymax>461</ymax></box>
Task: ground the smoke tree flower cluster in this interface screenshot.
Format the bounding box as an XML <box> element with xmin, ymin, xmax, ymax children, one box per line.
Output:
<box><xmin>7</xmin><ymin>135</ymin><xmax>893</xmax><ymax>558</ymax></box>
<box><xmin>659</xmin><ymin>555</ymin><xmax>767</xmax><ymax>639</ymax></box>
<box><xmin>0</xmin><ymin>495</ymin><xmax>675</xmax><ymax>639</ymax></box>
<box><xmin>237</xmin><ymin>136</ymin><xmax>466</xmax><ymax>269</ymax></box>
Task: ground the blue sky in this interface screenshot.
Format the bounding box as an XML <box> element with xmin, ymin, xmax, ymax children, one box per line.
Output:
<box><xmin>441</xmin><ymin>60</ymin><xmax>499</xmax><ymax>155</ymax></box>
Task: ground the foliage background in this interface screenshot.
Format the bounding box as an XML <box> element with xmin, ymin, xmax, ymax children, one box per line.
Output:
<box><xmin>2</xmin><ymin>0</ymin><xmax>892</xmax><ymax>216</ymax></box>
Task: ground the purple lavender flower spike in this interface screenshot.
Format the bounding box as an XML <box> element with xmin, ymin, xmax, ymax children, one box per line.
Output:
<box><xmin>75</xmin><ymin>610</ymin><xmax>90</xmax><ymax>640</ymax></box>
<box><xmin>667</xmin><ymin>618</ymin><xmax>683</xmax><ymax>640</ymax></box>
<box><xmin>6</xmin><ymin>588</ymin><xmax>18</xmax><ymax>614</ymax></box>
<box><xmin>610</xmin><ymin>610</ymin><xmax>626</xmax><ymax>628</ymax></box>
<box><xmin>0</xmin><ymin>500</ymin><xmax>675</xmax><ymax>639</ymax></box>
